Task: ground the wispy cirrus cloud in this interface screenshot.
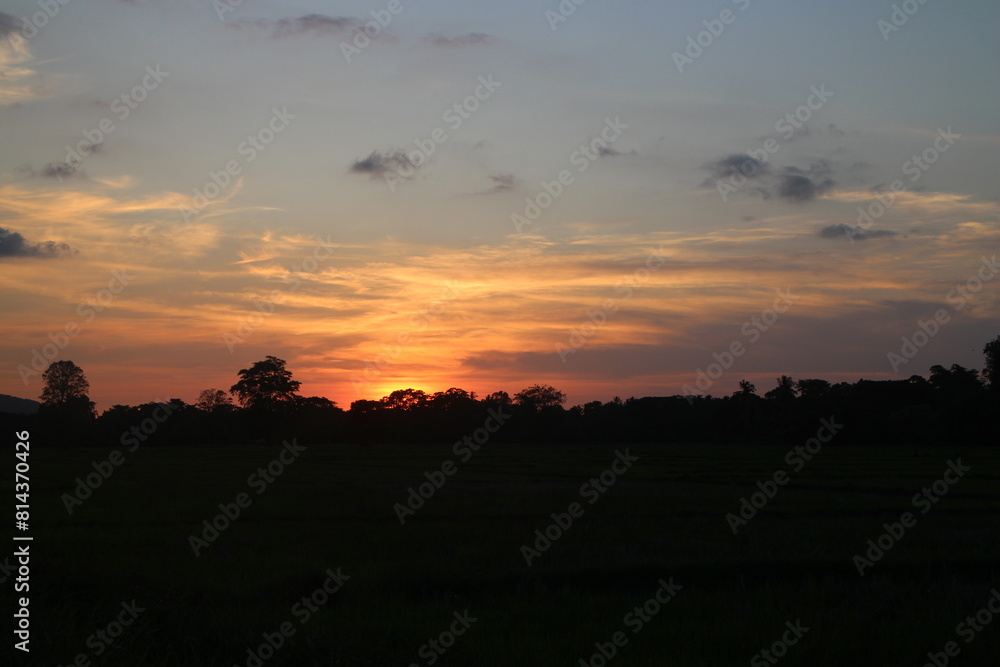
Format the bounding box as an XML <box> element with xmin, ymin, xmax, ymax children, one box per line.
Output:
<box><xmin>424</xmin><ymin>33</ymin><xmax>492</xmax><ymax>47</ymax></box>
<box><xmin>0</xmin><ymin>12</ymin><xmax>46</xmax><ymax>106</ymax></box>
<box><xmin>226</xmin><ymin>14</ymin><xmax>366</xmax><ymax>37</ymax></box>
<box><xmin>818</xmin><ymin>224</ymin><xmax>897</xmax><ymax>241</ymax></box>
<box><xmin>703</xmin><ymin>154</ymin><xmax>771</xmax><ymax>181</ymax></box>
<box><xmin>475</xmin><ymin>172</ymin><xmax>516</xmax><ymax>194</ymax></box>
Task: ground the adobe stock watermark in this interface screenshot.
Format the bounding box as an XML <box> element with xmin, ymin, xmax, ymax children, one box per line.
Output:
<box><xmin>853</xmin><ymin>458</ymin><xmax>970</xmax><ymax>576</ymax></box>
<box><xmin>179</xmin><ymin>107</ymin><xmax>295</xmax><ymax>221</ymax></box>
<box><xmin>714</xmin><ymin>85</ymin><xmax>834</xmax><ymax>202</ymax></box>
<box><xmin>393</xmin><ymin>407</ymin><xmax>511</xmax><ymax>524</ymax></box>
<box><xmin>557</xmin><ymin>247</ymin><xmax>668</xmax><ymax>362</ymax></box>
<box><xmin>188</xmin><ymin>439</ymin><xmax>306</xmax><ymax>556</ymax></box>
<box><xmin>58</xmin><ymin>65</ymin><xmax>169</xmax><ymax>178</ymax></box>
<box><xmin>921</xmin><ymin>588</ymin><xmax>1000</xmax><ymax>667</ymax></box>
<box><xmin>407</xmin><ymin>610</ymin><xmax>477</xmax><ymax>667</ymax></box>
<box><xmin>233</xmin><ymin>567</ymin><xmax>350</xmax><ymax>667</ymax></box>
<box><xmin>521</xmin><ymin>449</ymin><xmax>638</xmax><ymax>567</ymax></box>
<box><xmin>726</xmin><ymin>417</ymin><xmax>842</xmax><ymax>534</ymax></box>
<box><xmin>339</xmin><ymin>0</ymin><xmax>411</xmax><ymax>63</ymax></box>
<box><xmin>350</xmin><ymin>281</ymin><xmax>462</xmax><ymax>396</ymax></box>
<box><xmin>213</xmin><ymin>0</ymin><xmax>242</xmax><ymax>21</ymax></box>
<box><xmin>16</xmin><ymin>269</ymin><xmax>135</xmax><ymax>385</ymax></box>
<box><xmin>877</xmin><ymin>0</ymin><xmax>932</xmax><ymax>41</ymax></box>
<box><xmin>0</xmin><ymin>556</ymin><xmax>16</xmax><ymax>585</ymax></box>
<box><xmin>850</xmin><ymin>126</ymin><xmax>959</xmax><ymax>240</ymax></box>
<box><xmin>512</xmin><ymin>116</ymin><xmax>628</xmax><ymax>234</ymax></box>
<box><xmin>750</xmin><ymin>620</ymin><xmax>810</xmax><ymax>667</ymax></box>
<box><xmin>578</xmin><ymin>578</ymin><xmax>682</xmax><ymax>667</ymax></box>
<box><xmin>545</xmin><ymin>0</ymin><xmax>591</xmax><ymax>31</ymax></box>
<box><xmin>61</xmin><ymin>400</ymin><xmax>176</xmax><ymax>515</ymax></box>
<box><xmin>682</xmin><ymin>289</ymin><xmax>798</xmax><ymax>402</ymax></box>
<box><xmin>672</xmin><ymin>0</ymin><xmax>755</xmax><ymax>74</ymax></box>
<box><xmin>12</xmin><ymin>0</ymin><xmax>75</xmax><ymax>40</ymax></box>
<box><xmin>223</xmin><ymin>236</ymin><xmax>338</xmax><ymax>353</ymax></box>
<box><xmin>887</xmin><ymin>255</ymin><xmax>997</xmax><ymax>373</ymax></box>
<box><xmin>385</xmin><ymin>74</ymin><xmax>501</xmax><ymax>192</ymax></box>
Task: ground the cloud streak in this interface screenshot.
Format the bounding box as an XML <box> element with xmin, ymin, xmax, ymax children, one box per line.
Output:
<box><xmin>425</xmin><ymin>33</ymin><xmax>492</xmax><ymax>47</ymax></box>
<box><xmin>818</xmin><ymin>224</ymin><xmax>897</xmax><ymax>241</ymax></box>
<box><xmin>348</xmin><ymin>150</ymin><xmax>413</xmax><ymax>177</ymax></box>
<box><xmin>227</xmin><ymin>14</ymin><xmax>368</xmax><ymax>38</ymax></box>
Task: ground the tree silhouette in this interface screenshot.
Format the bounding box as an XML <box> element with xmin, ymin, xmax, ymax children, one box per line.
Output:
<box><xmin>929</xmin><ymin>364</ymin><xmax>983</xmax><ymax>395</ymax></box>
<box><xmin>230</xmin><ymin>356</ymin><xmax>301</xmax><ymax>412</ymax></box>
<box><xmin>349</xmin><ymin>399</ymin><xmax>383</xmax><ymax>415</ymax></box>
<box><xmin>381</xmin><ymin>388</ymin><xmax>428</xmax><ymax>411</ymax></box>
<box><xmin>431</xmin><ymin>387</ymin><xmax>477</xmax><ymax>410</ymax></box>
<box><xmin>52</xmin><ymin>335</ymin><xmax>999</xmax><ymax>448</ymax></box>
<box><xmin>40</xmin><ymin>360</ymin><xmax>96</xmax><ymax>418</ymax></box>
<box><xmin>764</xmin><ymin>375</ymin><xmax>797</xmax><ymax>402</ymax></box>
<box><xmin>195</xmin><ymin>388</ymin><xmax>233</xmax><ymax>413</ymax></box>
<box><xmin>795</xmin><ymin>379</ymin><xmax>831</xmax><ymax>401</ymax></box>
<box><xmin>41</xmin><ymin>360</ymin><xmax>90</xmax><ymax>405</ymax></box>
<box><xmin>37</xmin><ymin>360</ymin><xmax>96</xmax><ymax>443</ymax></box>
<box><xmin>983</xmin><ymin>335</ymin><xmax>1000</xmax><ymax>392</ymax></box>
<box><xmin>484</xmin><ymin>391</ymin><xmax>512</xmax><ymax>406</ymax></box>
<box><xmin>514</xmin><ymin>384</ymin><xmax>566</xmax><ymax>412</ymax></box>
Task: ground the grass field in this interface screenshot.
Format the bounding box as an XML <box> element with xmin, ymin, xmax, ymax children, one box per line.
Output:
<box><xmin>9</xmin><ymin>440</ymin><xmax>1000</xmax><ymax>666</ymax></box>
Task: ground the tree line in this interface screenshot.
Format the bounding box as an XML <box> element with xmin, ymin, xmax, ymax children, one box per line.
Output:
<box><xmin>9</xmin><ymin>336</ymin><xmax>999</xmax><ymax>447</ymax></box>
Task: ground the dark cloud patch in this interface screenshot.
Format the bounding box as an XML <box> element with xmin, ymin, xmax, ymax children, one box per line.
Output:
<box><xmin>489</xmin><ymin>173</ymin><xmax>515</xmax><ymax>189</ymax></box>
<box><xmin>476</xmin><ymin>172</ymin><xmax>516</xmax><ymax>194</ymax></box>
<box><xmin>276</xmin><ymin>14</ymin><xmax>361</xmax><ymax>35</ymax></box>
<box><xmin>0</xmin><ymin>11</ymin><xmax>22</xmax><ymax>36</ymax></box>
<box><xmin>818</xmin><ymin>224</ymin><xmax>897</xmax><ymax>241</ymax></box>
<box><xmin>756</xmin><ymin>121</ymin><xmax>847</xmax><ymax>146</ymax></box>
<box><xmin>468</xmin><ymin>173</ymin><xmax>517</xmax><ymax>196</ymax></box>
<box><xmin>784</xmin><ymin>160</ymin><xmax>832</xmax><ymax>180</ymax></box>
<box><xmin>37</xmin><ymin>147</ymin><xmax>99</xmax><ymax>180</ymax></box>
<box><xmin>702</xmin><ymin>154</ymin><xmax>836</xmax><ymax>203</ymax></box>
<box><xmin>426</xmin><ymin>33</ymin><xmax>492</xmax><ymax>47</ymax></box>
<box><xmin>0</xmin><ymin>227</ymin><xmax>77</xmax><ymax>259</ymax></box>
<box><xmin>14</xmin><ymin>160</ymin><xmax>86</xmax><ymax>181</ymax></box>
<box><xmin>42</xmin><ymin>161</ymin><xmax>77</xmax><ymax>179</ymax></box>
<box><xmin>348</xmin><ymin>150</ymin><xmax>413</xmax><ymax>176</ymax></box>
<box><xmin>774</xmin><ymin>160</ymin><xmax>834</xmax><ymax>202</ymax></box>
<box><xmin>704</xmin><ymin>154</ymin><xmax>771</xmax><ymax>181</ymax></box>
<box><xmin>597</xmin><ymin>146</ymin><xmax>636</xmax><ymax>157</ymax></box>
<box><xmin>776</xmin><ymin>173</ymin><xmax>832</xmax><ymax>202</ymax></box>
<box><xmin>229</xmin><ymin>14</ymin><xmax>364</xmax><ymax>37</ymax></box>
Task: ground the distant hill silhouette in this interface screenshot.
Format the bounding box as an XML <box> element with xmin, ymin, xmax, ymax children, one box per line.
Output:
<box><xmin>0</xmin><ymin>394</ymin><xmax>40</xmax><ymax>414</ymax></box>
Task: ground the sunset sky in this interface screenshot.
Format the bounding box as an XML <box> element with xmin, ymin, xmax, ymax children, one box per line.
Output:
<box><xmin>1</xmin><ymin>0</ymin><xmax>998</xmax><ymax>411</ymax></box>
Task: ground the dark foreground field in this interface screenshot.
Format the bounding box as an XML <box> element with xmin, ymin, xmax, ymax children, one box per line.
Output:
<box><xmin>9</xmin><ymin>440</ymin><xmax>1000</xmax><ymax>666</ymax></box>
